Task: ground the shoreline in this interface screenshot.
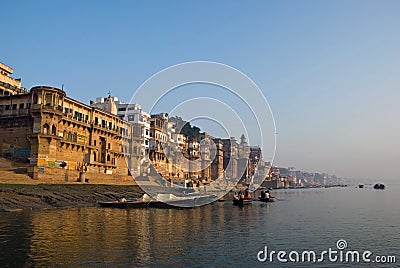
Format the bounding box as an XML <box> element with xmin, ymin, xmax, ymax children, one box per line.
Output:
<box><xmin>0</xmin><ymin>183</ymin><xmax>144</xmax><ymax>212</ymax></box>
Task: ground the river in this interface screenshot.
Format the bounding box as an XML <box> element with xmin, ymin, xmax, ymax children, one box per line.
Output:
<box><xmin>1</xmin><ymin>185</ymin><xmax>399</xmax><ymax>267</ymax></box>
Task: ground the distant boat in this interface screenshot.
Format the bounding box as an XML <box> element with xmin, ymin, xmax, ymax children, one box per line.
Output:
<box><xmin>359</xmin><ymin>184</ymin><xmax>364</xmax><ymax>188</ymax></box>
<box><xmin>233</xmin><ymin>199</ymin><xmax>252</xmax><ymax>206</ymax></box>
<box><xmin>373</xmin><ymin>183</ymin><xmax>385</xmax><ymax>190</ymax></box>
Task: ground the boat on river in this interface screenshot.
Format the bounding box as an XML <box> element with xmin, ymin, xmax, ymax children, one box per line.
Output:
<box><xmin>99</xmin><ymin>193</ymin><xmax>215</xmax><ymax>208</ymax></box>
<box><xmin>232</xmin><ymin>199</ymin><xmax>252</xmax><ymax>206</ymax></box>
<box><xmin>258</xmin><ymin>197</ymin><xmax>275</xmax><ymax>203</ymax></box>
<box><xmin>373</xmin><ymin>183</ymin><xmax>385</xmax><ymax>190</ymax></box>
<box><xmin>98</xmin><ymin>199</ymin><xmax>163</xmax><ymax>208</ymax></box>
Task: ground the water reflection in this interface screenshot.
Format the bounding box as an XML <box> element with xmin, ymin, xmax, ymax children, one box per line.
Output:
<box><xmin>0</xmin><ymin>212</ymin><xmax>32</xmax><ymax>267</ymax></box>
<box><xmin>0</xmin><ymin>186</ymin><xmax>399</xmax><ymax>267</ymax></box>
<box><xmin>22</xmin><ymin>202</ymin><xmax>274</xmax><ymax>267</ymax></box>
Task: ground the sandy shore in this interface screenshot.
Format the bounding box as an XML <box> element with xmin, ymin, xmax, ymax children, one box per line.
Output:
<box><xmin>0</xmin><ymin>184</ymin><xmax>144</xmax><ymax>212</ymax></box>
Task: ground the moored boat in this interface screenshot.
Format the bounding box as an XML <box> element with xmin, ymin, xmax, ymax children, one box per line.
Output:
<box><xmin>98</xmin><ymin>200</ymin><xmax>164</xmax><ymax>208</ymax></box>
<box><xmin>99</xmin><ymin>193</ymin><xmax>216</xmax><ymax>208</ymax></box>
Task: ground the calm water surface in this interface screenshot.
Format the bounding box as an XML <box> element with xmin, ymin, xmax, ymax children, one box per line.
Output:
<box><xmin>1</xmin><ymin>185</ymin><xmax>399</xmax><ymax>267</ymax></box>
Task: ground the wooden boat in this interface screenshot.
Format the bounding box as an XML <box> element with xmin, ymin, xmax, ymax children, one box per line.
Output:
<box><xmin>99</xmin><ymin>193</ymin><xmax>216</xmax><ymax>208</ymax></box>
<box><xmin>98</xmin><ymin>200</ymin><xmax>164</xmax><ymax>208</ymax></box>
<box><xmin>233</xmin><ymin>199</ymin><xmax>252</xmax><ymax>206</ymax></box>
<box><xmin>258</xmin><ymin>197</ymin><xmax>275</xmax><ymax>203</ymax></box>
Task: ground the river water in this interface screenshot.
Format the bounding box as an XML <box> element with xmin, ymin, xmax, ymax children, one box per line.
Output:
<box><xmin>1</xmin><ymin>185</ymin><xmax>399</xmax><ymax>267</ymax></box>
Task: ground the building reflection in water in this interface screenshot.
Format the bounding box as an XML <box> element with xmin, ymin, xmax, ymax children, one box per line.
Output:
<box><xmin>24</xmin><ymin>203</ymin><xmax>262</xmax><ymax>266</ymax></box>
<box><xmin>0</xmin><ymin>212</ymin><xmax>33</xmax><ymax>267</ymax></box>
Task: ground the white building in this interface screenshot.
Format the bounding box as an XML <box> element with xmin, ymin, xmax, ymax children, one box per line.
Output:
<box><xmin>117</xmin><ymin>103</ymin><xmax>151</xmax><ymax>155</ymax></box>
<box><xmin>90</xmin><ymin>96</ymin><xmax>151</xmax><ymax>156</ymax></box>
<box><xmin>172</xmin><ymin>133</ymin><xmax>187</xmax><ymax>151</ymax></box>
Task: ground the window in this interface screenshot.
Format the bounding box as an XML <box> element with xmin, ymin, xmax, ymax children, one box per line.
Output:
<box><xmin>93</xmin><ymin>152</ymin><xmax>97</xmax><ymax>162</ymax></box>
<box><xmin>33</xmin><ymin>93</ymin><xmax>38</xmax><ymax>104</ymax></box>
<box><xmin>19</xmin><ymin>103</ymin><xmax>24</xmax><ymax>109</ymax></box>
<box><xmin>45</xmin><ymin>94</ymin><xmax>52</xmax><ymax>106</ymax></box>
<box><xmin>12</xmin><ymin>104</ymin><xmax>17</xmax><ymax>110</ymax></box>
<box><xmin>94</xmin><ymin>140</ymin><xmax>97</xmax><ymax>146</ymax></box>
<box><xmin>43</xmin><ymin>123</ymin><xmax>49</xmax><ymax>135</ymax></box>
<box><xmin>108</xmin><ymin>143</ymin><xmax>111</xmax><ymax>149</ymax></box>
<box><xmin>107</xmin><ymin>154</ymin><xmax>110</xmax><ymax>162</ymax></box>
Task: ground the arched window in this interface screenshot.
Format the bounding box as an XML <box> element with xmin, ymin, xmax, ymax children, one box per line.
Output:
<box><xmin>73</xmin><ymin>133</ymin><xmax>77</xmax><ymax>142</ymax></box>
<box><xmin>93</xmin><ymin>152</ymin><xmax>97</xmax><ymax>162</ymax></box>
<box><xmin>43</xmin><ymin>123</ymin><xmax>49</xmax><ymax>135</ymax></box>
<box><xmin>68</xmin><ymin>132</ymin><xmax>72</xmax><ymax>141</ymax></box>
<box><xmin>51</xmin><ymin>125</ymin><xmax>56</xmax><ymax>135</ymax></box>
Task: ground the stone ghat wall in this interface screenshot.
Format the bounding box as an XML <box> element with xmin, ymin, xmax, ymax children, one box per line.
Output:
<box><xmin>28</xmin><ymin>166</ymin><xmax>136</xmax><ymax>185</ymax></box>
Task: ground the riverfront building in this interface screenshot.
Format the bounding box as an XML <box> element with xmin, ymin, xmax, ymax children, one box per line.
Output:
<box><xmin>0</xmin><ymin>64</ymin><xmax>135</xmax><ymax>182</ymax></box>
<box><xmin>90</xmin><ymin>96</ymin><xmax>151</xmax><ymax>177</ymax></box>
<box><xmin>0</xmin><ymin>61</ymin><xmax>268</xmax><ymax>185</ymax></box>
<box><xmin>0</xmin><ymin>62</ymin><xmax>27</xmax><ymax>96</ymax></box>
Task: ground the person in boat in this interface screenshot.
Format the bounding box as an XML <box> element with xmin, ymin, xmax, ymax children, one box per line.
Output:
<box><xmin>265</xmin><ymin>191</ymin><xmax>270</xmax><ymax>199</ymax></box>
<box><xmin>260</xmin><ymin>191</ymin><xmax>266</xmax><ymax>199</ymax></box>
<box><xmin>233</xmin><ymin>192</ymin><xmax>239</xmax><ymax>200</ymax></box>
<box><xmin>246</xmin><ymin>191</ymin><xmax>252</xmax><ymax>199</ymax></box>
<box><xmin>240</xmin><ymin>192</ymin><xmax>245</xmax><ymax>200</ymax></box>
<box><xmin>120</xmin><ymin>197</ymin><xmax>127</xmax><ymax>203</ymax></box>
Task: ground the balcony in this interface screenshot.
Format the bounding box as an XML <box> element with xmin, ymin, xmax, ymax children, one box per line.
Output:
<box><xmin>0</xmin><ymin>108</ymin><xmax>29</xmax><ymax>118</ymax></box>
<box><xmin>30</xmin><ymin>104</ymin><xmax>63</xmax><ymax>115</ymax></box>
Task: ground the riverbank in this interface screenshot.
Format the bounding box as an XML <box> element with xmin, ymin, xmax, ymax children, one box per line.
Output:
<box><xmin>0</xmin><ymin>184</ymin><xmax>144</xmax><ymax>212</ymax></box>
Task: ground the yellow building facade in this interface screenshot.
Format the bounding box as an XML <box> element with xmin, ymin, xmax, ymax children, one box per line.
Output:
<box><xmin>0</xmin><ymin>85</ymin><xmax>136</xmax><ymax>182</ymax></box>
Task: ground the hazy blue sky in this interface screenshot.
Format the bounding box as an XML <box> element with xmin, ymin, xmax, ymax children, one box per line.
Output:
<box><xmin>2</xmin><ymin>1</ymin><xmax>399</xmax><ymax>181</ymax></box>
